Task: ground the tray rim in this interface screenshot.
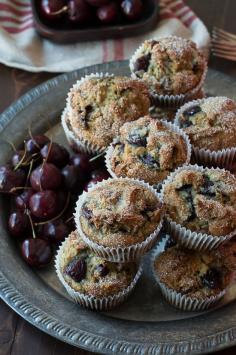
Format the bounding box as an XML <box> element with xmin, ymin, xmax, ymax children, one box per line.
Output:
<box><xmin>1</xmin><ymin>61</ymin><xmax>236</xmax><ymax>355</ymax></box>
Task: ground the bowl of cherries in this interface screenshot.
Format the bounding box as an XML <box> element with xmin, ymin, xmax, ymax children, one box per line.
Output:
<box><xmin>31</xmin><ymin>0</ymin><xmax>159</xmax><ymax>43</ymax></box>
<box><xmin>1</xmin><ymin>134</ymin><xmax>110</xmax><ymax>268</ymax></box>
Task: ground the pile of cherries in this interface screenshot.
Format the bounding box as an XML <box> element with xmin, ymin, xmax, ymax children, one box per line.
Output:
<box><xmin>40</xmin><ymin>0</ymin><xmax>144</xmax><ymax>27</ymax></box>
<box><xmin>0</xmin><ymin>134</ymin><xmax>109</xmax><ymax>268</ymax></box>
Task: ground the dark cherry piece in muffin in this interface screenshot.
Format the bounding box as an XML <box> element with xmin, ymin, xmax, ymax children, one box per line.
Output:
<box><xmin>163</xmin><ymin>168</ymin><xmax>236</xmax><ymax>236</ymax></box>
<box><xmin>154</xmin><ymin>244</ymin><xmax>232</xmax><ymax>299</ymax></box>
<box><xmin>67</xmin><ymin>75</ymin><xmax>151</xmax><ymax>150</ymax></box>
<box><xmin>177</xmin><ymin>97</ymin><xmax>236</xmax><ymax>151</ymax></box>
<box><xmin>79</xmin><ymin>179</ymin><xmax>163</xmax><ymax>247</ymax></box>
<box><xmin>130</xmin><ymin>37</ymin><xmax>206</xmax><ymax>95</ymax></box>
<box><xmin>110</xmin><ymin>116</ymin><xmax>189</xmax><ymax>185</ymax></box>
<box><xmin>60</xmin><ymin>231</ymin><xmax>137</xmax><ymax>297</ymax></box>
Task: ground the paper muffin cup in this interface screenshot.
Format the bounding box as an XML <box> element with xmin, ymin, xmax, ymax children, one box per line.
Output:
<box><xmin>159</xmin><ymin>164</ymin><xmax>236</xmax><ymax>251</ymax></box>
<box><xmin>74</xmin><ymin>177</ymin><xmax>164</xmax><ymax>263</ymax></box>
<box><xmin>151</xmin><ymin>236</ymin><xmax>225</xmax><ymax>311</ymax></box>
<box><xmin>175</xmin><ymin>98</ymin><xmax>236</xmax><ymax>170</ymax></box>
<box><xmin>55</xmin><ymin>239</ymin><xmax>142</xmax><ymax>311</ymax></box>
<box><xmin>62</xmin><ymin>72</ymin><xmax>115</xmax><ymax>155</ymax></box>
<box><xmin>129</xmin><ymin>38</ymin><xmax>208</xmax><ymax>108</ymax></box>
<box><xmin>105</xmin><ymin>120</ymin><xmax>192</xmax><ymax>189</ymax></box>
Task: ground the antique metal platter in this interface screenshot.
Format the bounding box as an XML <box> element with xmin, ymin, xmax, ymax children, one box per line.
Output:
<box><xmin>1</xmin><ymin>61</ymin><xmax>236</xmax><ymax>355</ymax></box>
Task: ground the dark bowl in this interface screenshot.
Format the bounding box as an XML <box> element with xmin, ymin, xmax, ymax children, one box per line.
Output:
<box><xmin>31</xmin><ymin>0</ymin><xmax>159</xmax><ymax>43</ymax></box>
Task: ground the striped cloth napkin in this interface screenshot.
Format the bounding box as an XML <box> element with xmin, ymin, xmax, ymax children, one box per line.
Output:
<box><xmin>0</xmin><ymin>0</ymin><xmax>210</xmax><ymax>72</ymax></box>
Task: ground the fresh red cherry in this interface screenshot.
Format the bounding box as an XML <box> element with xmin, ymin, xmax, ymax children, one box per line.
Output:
<box><xmin>97</xmin><ymin>2</ymin><xmax>118</xmax><ymax>24</ymax></box>
<box><xmin>90</xmin><ymin>169</ymin><xmax>110</xmax><ymax>181</ymax></box>
<box><xmin>40</xmin><ymin>0</ymin><xmax>67</xmax><ymax>21</ymax></box>
<box><xmin>56</xmin><ymin>190</ymin><xmax>68</xmax><ymax>213</ymax></box>
<box><xmin>15</xmin><ymin>189</ymin><xmax>34</xmax><ymax>210</ymax></box>
<box><xmin>29</xmin><ymin>190</ymin><xmax>58</xmax><ymax>219</ymax></box>
<box><xmin>70</xmin><ymin>152</ymin><xmax>91</xmax><ymax>173</ymax></box>
<box><xmin>25</xmin><ymin>135</ymin><xmax>50</xmax><ymax>155</ymax></box>
<box><xmin>0</xmin><ymin>165</ymin><xmax>26</xmax><ymax>193</ymax></box>
<box><xmin>40</xmin><ymin>142</ymin><xmax>69</xmax><ymax>168</ymax></box>
<box><xmin>68</xmin><ymin>0</ymin><xmax>93</xmax><ymax>25</ymax></box>
<box><xmin>61</xmin><ymin>165</ymin><xmax>86</xmax><ymax>192</ymax></box>
<box><xmin>86</xmin><ymin>0</ymin><xmax>111</xmax><ymax>6</ymax></box>
<box><xmin>21</xmin><ymin>238</ymin><xmax>53</xmax><ymax>267</ymax></box>
<box><xmin>8</xmin><ymin>211</ymin><xmax>29</xmax><ymax>237</ymax></box>
<box><xmin>43</xmin><ymin>219</ymin><xmax>69</xmax><ymax>244</ymax></box>
<box><xmin>30</xmin><ymin>163</ymin><xmax>62</xmax><ymax>191</ymax></box>
<box><xmin>121</xmin><ymin>0</ymin><xmax>143</xmax><ymax>20</ymax></box>
<box><xmin>11</xmin><ymin>150</ymin><xmax>29</xmax><ymax>168</ymax></box>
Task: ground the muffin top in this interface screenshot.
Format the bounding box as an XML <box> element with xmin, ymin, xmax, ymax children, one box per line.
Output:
<box><xmin>163</xmin><ymin>167</ymin><xmax>236</xmax><ymax>236</ymax></box>
<box><xmin>60</xmin><ymin>231</ymin><xmax>137</xmax><ymax>297</ymax></box>
<box><xmin>130</xmin><ymin>37</ymin><xmax>206</xmax><ymax>95</ymax></box>
<box><xmin>176</xmin><ymin>97</ymin><xmax>236</xmax><ymax>151</ymax></box>
<box><xmin>154</xmin><ymin>244</ymin><xmax>230</xmax><ymax>299</ymax></box>
<box><xmin>78</xmin><ymin>179</ymin><xmax>163</xmax><ymax>247</ymax></box>
<box><xmin>109</xmin><ymin>116</ymin><xmax>189</xmax><ymax>185</ymax></box>
<box><xmin>67</xmin><ymin>75</ymin><xmax>151</xmax><ymax>149</ymax></box>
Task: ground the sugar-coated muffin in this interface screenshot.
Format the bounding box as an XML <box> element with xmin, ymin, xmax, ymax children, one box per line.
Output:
<box><xmin>78</xmin><ymin>179</ymin><xmax>163</xmax><ymax>248</ymax></box>
<box><xmin>59</xmin><ymin>231</ymin><xmax>138</xmax><ymax>298</ymax></box>
<box><xmin>154</xmin><ymin>244</ymin><xmax>231</xmax><ymax>299</ymax></box>
<box><xmin>109</xmin><ymin>116</ymin><xmax>189</xmax><ymax>185</ymax></box>
<box><xmin>130</xmin><ymin>36</ymin><xmax>206</xmax><ymax>96</ymax></box>
<box><xmin>163</xmin><ymin>167</ymin><xmax>236</xmax><ymax>236</ymax></box>
<box><xmin>176</xmin><ymin>97</ymin><xmax>236</xmax><ymax>151</ymax></box>
<box><xmin>66</xmin><ymin>75</ymin><xmax>151</xmax><ymax>150</ymax></box>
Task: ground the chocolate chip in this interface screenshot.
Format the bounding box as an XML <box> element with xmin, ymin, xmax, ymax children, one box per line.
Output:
<box><xmin>133</xmin><ymin>53</ymin><xmax>151</xmax><ymax>74</ymax></box>
<box><xmin>139</xmin><ymin>153</ymin><xmax>159</xmax><ymax>168</ymax></box>
<box><xmin>127</xmin><ymin>133</ymin><xmax>147</xmax><ymax>147</ymax></box>
<box><xmin>96</xmin><ymin>264</ymin><xmax>109</xmax><ymax>277</ymax></box>
<box><xmin>201</xmin><ymin>267</ymin><xmax>222</xmax><ymax>289</ymax></box>
<box><xmin>65</xmin><ymin>257</ymin><xmax>87</xmax><ymax>282</ymax></box>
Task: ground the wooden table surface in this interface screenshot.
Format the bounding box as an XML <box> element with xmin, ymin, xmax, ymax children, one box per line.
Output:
<box><xmin>1</xmin><ymin>1</ymin><xmax>236</xmax><ymax>354</ymax></box>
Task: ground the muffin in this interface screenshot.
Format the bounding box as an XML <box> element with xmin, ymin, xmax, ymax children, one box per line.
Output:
<box><xmin>152</xmin><ymin>242</ymin><xmax>228</xmax><ymax>310</ymax></box>
<box><xmin>63</xmin><ymin>74</ymin><xmax>151</xmax><ymax>153</ymax></box>
<box><xmin>175</xmin><ymin>97</ymin><xmax>236</xmax><ymax>168</ymax></box>
<box><xmin>56</xmin><ymin>231</ymin><xmax>141</xmax><ymax>310</ymax></box>
<box><xmin>130</xmin><ymin>36</ymin><xmax>207</xmax><ymax>105</ymax></box>
<box><xmin>106</xmin><ymin>117</ymin><xmax>191</xmax><ymax>185</ymax></box>
<box><xmin>161</xmin><ymin>165</ymin><xmax>236</xmax><ymax>249</ymax></box>
<box><xmin>75</xmin><ymin>178</ymin><xmax>164</xmax><ymax>262</ymax></box>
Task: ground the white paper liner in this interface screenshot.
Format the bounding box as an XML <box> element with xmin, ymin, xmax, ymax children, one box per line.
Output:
<box><xmin>55</xmin><ymin>238</ymin><xmax>142</xmax><ymax>311</ymax></box>
<box><xmin>105</xmin><ymin>120</ymin><xmax>192</xmax><ymax>189</ymax></box>
<box><xmin>159</xmin><ymin>164</ymin><xmax>236</xmax><ymax>251</ymax></box>
<box><xmin>62</xmin><ymin>72</ymin><xmax>115</xmax><ymax>154</ymax></box>
<box><xmin>74</xmin><ymin>177</ymin><xmax>164</xmax><ymax>262</ymax></box>
<box><xmin>150</xmin><ymin>236</ymin><xmax>225</xmax><ymax>311</ymax></box>
<box><xmin>175</xmin><ymin>97</ymin><xmax>236</xmax><ymax>170</ymax></box>
<box><xmin>129</xmin><ymin>37</ymin><xmax>208</xmax><ymax>108</ymax></box>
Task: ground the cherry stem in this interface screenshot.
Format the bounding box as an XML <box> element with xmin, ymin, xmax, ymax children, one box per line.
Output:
<box><xmin>34</xmin><ymin>192</ymin><xmax>71</xmax><ymax>226</ymax></box>
<box><xmin>50</xmin><ymin>5</ymin><xmax>68</xmax><ymax>15</ymax></box>
<box><xmin>26</xmin><ymin>209</ymin><xmax>36</xmax><ymax>239</ymax></box>
<box><xmin>44</xmin><ymin>137</ymin><xmax>53</xmax><ymax>164</ymax></box>
<box><xmin>26</xmin><ymin>159</ymin><xmax>34</xmax><ymax>187</ymax></box>
<box><xmin>9</xmin><ymin>186</ymin><xmax>32</xmax><ymax>193</ymax></box>
<box><xmin>1</xmin><ymin>140</ymin><xmax>17</xmax><ymax>152</ymax></box>
<box><xmin>89</xmin><ymin>151</ymin><xmax>105</xmax><ymax>162</ymax></box>
<box><xmin>14</xmin><ymin>146</ymin><xmax>27</xmax><ymax>171</ymax></box>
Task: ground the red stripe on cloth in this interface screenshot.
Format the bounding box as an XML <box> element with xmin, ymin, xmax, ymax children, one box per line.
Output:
<box><xmin>2</xmin><ymin>22</ymin><xmax>34</xmax><ymax>33</ymax></box>
<box><xmin>102</xmin><ymin>40</ymin><xmax>109</xmax><ymax>62</ymax></box>
<box><xmin>11</xmin><ymin>0</ymin><xmax>31</xmax><ymax>7</ymax></box>
<box><xmin>160</xmin><ymin>10</ymin><xmax>175</xmax><ymax>20</ymax></box>
<box><xmin>177</xmin><ymin>8</ymin><xmax>191</xmax><ymax>19</ymax></box>
<box><xmin>114</xmin><ymin>39</ymin><xmax>124</xmax><ymax>61</ymax></box>
<box><xmin>0</xmin><ymin>4</ymin><xmax>32</xmax><ymax>17</ymax></box>
<box><xmin>183</xmin><ymin>14</ymin><xmax>196</xmax><ymax>27</ymax></box>
<box><xmin>0</xmin><ymin>15</ymin><xmax>33</xmax><ymax>24</ymax></box>
<box><xmin>169</xmin><ymin>2</ymin><xmax>185</xmax><ymax>12</ymax></box>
